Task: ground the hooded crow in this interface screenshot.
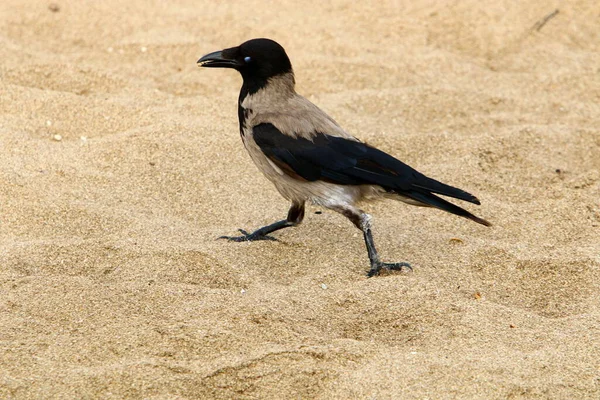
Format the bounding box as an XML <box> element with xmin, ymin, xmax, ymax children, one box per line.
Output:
<box><xmin>198</xmin><ymin>38</ymin><xmax>490</xmax><ymax>277</ymax></box>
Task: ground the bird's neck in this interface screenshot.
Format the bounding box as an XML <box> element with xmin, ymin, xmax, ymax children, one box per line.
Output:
<box><xmin>239</xmin><ymin>72</ymin><xmax>296</xmax><ymax>108</ymax></box>
<box><xmin>238</xmin><ymin>72</ymin><xmax>296</xmax><ymax>131</ymax></box>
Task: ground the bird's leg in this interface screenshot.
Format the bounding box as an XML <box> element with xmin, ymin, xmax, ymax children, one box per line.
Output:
<box><xmin>362</xmin><ymin>223</ymin><xmax>412</xmax><ymax>277</ymax></box>
<box><xmin>219</xmin><ymin>202</ymin><xmax>305</xmax><ymax>242</ymax></box>
<box><xmin>333</xmin><ymin>206</ymin><xmax>412</xmax><ymax>277</ymax></box>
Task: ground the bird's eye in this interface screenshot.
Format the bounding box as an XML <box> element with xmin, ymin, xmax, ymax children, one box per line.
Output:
<box><xmin>244</xmin><ymin>56</ymin><xmax>252</xmax><ymax>63</ymax></box>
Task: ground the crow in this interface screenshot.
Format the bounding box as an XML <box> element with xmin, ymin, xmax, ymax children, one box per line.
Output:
<box><xmin>198</xmin><ymin>38</ymin><xmax>490</xmax><ymax>276</ymax></box>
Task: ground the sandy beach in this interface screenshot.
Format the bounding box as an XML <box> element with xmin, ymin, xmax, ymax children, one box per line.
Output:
<box><xmin>1</xmin><ymin>1</ymin><xmax>599</xmax><ymax>398</ymax></box>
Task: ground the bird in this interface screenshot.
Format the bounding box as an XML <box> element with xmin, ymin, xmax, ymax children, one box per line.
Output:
<box><xmin>197</xmin><ymin>38</ymin><xmax>490</xmax><ymax>277</ymax></box>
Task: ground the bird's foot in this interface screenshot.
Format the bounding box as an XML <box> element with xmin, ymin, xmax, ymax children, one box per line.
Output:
<box><xmin>368</xmin><ymin>261</ymin><xmax>412</xmax><ymax>277</ymax></box>
<box><xmin>218</xmin><ymin>229</ymin><xmax>277</xmax><ymax>242</ymax></box>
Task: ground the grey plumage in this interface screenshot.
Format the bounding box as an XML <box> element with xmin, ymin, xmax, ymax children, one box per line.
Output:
<box><xmin>198</xmin><ymin>38</ymin><xmax>490</xmax><ymax>276</ymax></box>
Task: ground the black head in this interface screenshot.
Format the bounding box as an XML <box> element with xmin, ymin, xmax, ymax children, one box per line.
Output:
<box><xmin>197</xmin><ymin>38</ymin><xmax>293</xmax><ymax>85</ymax></box>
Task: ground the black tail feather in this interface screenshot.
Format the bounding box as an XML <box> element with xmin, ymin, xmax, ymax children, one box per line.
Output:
<box><xmin>408</xmin><ymin>192</ymin><xmax>491</xmax><ymax>227</ymax></box>
<box><xmin>411</xmin><ymin>178</ymin><xmax>481</xmax><ymax>205</ymax></box>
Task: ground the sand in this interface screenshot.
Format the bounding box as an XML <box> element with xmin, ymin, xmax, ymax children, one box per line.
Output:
<box><xmin>1</xmin><ymin>0</ymin><xmax>599</xmax><ymax>398</ymax></box>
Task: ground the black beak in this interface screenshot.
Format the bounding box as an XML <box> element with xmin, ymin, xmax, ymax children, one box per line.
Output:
<box><xmin>197</xmin><ymin>50</ymin><xmax>242</xmax><ymax>69</ymax></box>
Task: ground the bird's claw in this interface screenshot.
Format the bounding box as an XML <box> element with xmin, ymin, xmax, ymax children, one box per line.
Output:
<box><xmin>218</xmin><ymin>229</ymin><xmax>278</xmax><ymax>242</ymax></box>
<box><xmin>368</xmin><ymin>261</ymin><xmax>412</xmax><ymax>277</ymax></box>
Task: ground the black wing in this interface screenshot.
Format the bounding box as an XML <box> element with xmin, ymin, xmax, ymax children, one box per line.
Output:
<box><xmin>253</xmin><ymin>123</ymin><xmax>490</xmax><ymax>226</ymax></box>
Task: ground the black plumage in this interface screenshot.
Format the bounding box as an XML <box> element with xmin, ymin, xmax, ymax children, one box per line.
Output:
<box><xmin>253</xmin><ymin>123</ymin><xmax>489</xmax><ymax>226</ymax></box>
